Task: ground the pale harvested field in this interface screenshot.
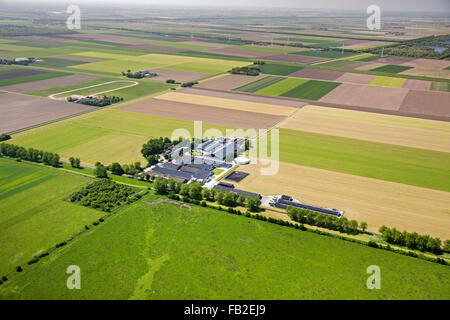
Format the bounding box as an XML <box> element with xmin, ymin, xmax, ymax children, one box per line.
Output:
<box><xmin>147</xmin><ymin>68</ymin><xmax>209</xmax><ymax>83</ymax></box>
<box><xmin>401</xmin><ymin>58</ymin><xmax>450</xmax><ymax>70</ymax></box>
<box><xmin>335</xmin><ymin>72</ymin><xmax>376</xmax><ymax>84</ymax></box>
<box><xmin>0</xmin><ymin>92</ymin><xmax>94</xmax><ymax>133</ymax></box>
<box><xmin>400</xmin><ymin>67</ymin><xmax>450</xmax><ymax>80</ymax></box>
<box><xmin>0</xmin><ymin>75</ymin><xmax>98</xmax><ymax>93</ymax></box>
<box><xmin>289</xmin><ymin>68</ymin><xmax>344</xmax><ymax>81</ymax></box>
<box><xmin>280</xmin><ymin>105</ymin><xmax>450</xmax><ymax>152</ymax></box>
<box><xmin>120</xmin><ymin>98</ymin><xmax>284</xmax><ymax>129</ymax></box>
<box><xmin>402</xmin><ymin>79</ymin><xmax>431</xmax><ymax>91</ymax></box>
<box><xmin>319</xmin><ymin>83</ymin><xmax>408</xmax><ymax>111</ymax></box>
<box><xmin>196</xmin><ymin>74</ymin><xmax>268</xmax><ymax>90</ymax></box>
<box><xmin>237</xmin><ymin>161</ymin><xmax>450</xmax><ymax>240</ymax></box>
<box><xmin>343</xmin><ymin>41</ymin><xmax>391</xmax><ymax>49</ymax></box>
<box><xmin>355</xmin><ymin>62</ymin><xmax>386</xmax><ymax>71</ymax></box>
<box><xmin>179</xmin><ymin>87</ymin><xmax>305</xmax><ymax>108</ymax></box>
<box><xmin>399</xmin><ymin>90</ymin><xmax>450</xmax><ymax>118</ymax></box>
<box><xmin>155</xmin><ymin>91</ymin><xmax>297</xmax><ymax>116</ymax></box>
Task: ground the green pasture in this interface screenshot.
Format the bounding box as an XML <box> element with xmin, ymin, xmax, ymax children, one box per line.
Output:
<box><xmin>280</xmin><ymin>79</ymin><xmax>341</xmax><ymax>100</ymax></box>
<box><xmin>292</xmin><ymin>50</ymin><xmax>357</xmax><ymax>58</ymax></box>
<box><xmin>1</xmin><ymin>198</ymin><xmax>448</xmax><ymax>299</ymax></box>
<box><xmin>0</xmin><ymin>158</ymin><xmax>101</xmax><ymax>276</ymax></box>
<box><xmin>0</xmin><ymin>71</ymin><xmax>69</xmax><ymax>87</ymax></box>
<box><xmin>370</xmin><ymin>65</ymin><xmax>413</xmax><ymax>74</ymax></box>
<box><xmin>430</xmin><ymin>81</ymin><xmax>450</xmax><ymax>92</ymax></box>
<box><xmin>255</xmin><ymin>77</ymin><xmax>309</xmax><ymax>96</ymax></box>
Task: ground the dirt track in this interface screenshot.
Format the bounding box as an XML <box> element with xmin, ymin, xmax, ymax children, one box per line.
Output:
<box><xmin>120</xmin><ymin>97</ymin><xmax>285</xmax><ymax>129</ymax></box>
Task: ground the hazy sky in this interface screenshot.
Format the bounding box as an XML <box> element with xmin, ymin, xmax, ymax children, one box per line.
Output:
<box><xmin>2</xmin><ymin>0</ymin><xmax>450</xmax><ymax>13</ymax></box>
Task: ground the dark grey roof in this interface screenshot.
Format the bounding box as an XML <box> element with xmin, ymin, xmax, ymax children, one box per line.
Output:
<box><xmin>161</xmin><ymin>162</ymin><xmax>181</xmax><ymax>170</ymax></box>
<box><xmin>213</xmin><ymin>185</ymin><xmax>261</xmax><ymax>199</ymax></box>
<box><xmin>276</xmin><ymin>199</ymin><xmax>342</xmax><ymax>217</ymax></box>
<box><xmin>152</xmin><ymin>166</ymin><xmax>192</xmax><ymax>180</ymax></box>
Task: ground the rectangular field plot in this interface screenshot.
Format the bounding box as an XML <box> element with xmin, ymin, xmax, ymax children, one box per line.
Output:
<box><xmin>280</xmin><ymin>79</ymin><xmax>341</xmax><ymax>100</ymax></box>
<box><xmin>258</xmin><ymin>63</ymin><xmax>303</xmax><ymax>76</ymax></box>
<box><xmin>0</xmin><ymin>71</ymin><xmax>69</xmax><ymax>87</ymax></box>
<box><xmin>233</xmin><ymin>75</ymin><xmax>284</xmax><ymax>92</ymax></box>
<box><xmin>255</xmin><ymin>78</ymin><xmax>309</xmax><ymax>96</ymax></box>
<box><xmin>370</xmin><ymin>64</ymin><xmax>413</xmax><ymax>74</ymax></box>
<box><xmin>2</xmin><ymin>198</ymin><xmax>448</xmax><ymax>299</ymax></box>
<box><xmin>281</xmin><ymin>105</ymin><xmax>450</xmax><ymax>153</ymax></box>
<box><xmin>370</xmin><ymin>76</ymin><xmax>407</xmax><ymax>88</ymax></box>
<box><xmin>278</xmin><ymin>128</ymin><xmax>450</xmax><ymax>192</ymax></box>
<box><xmin>430</xmin><ymin>81</ymin><xmax>450</xmax><ymax>92</ymax></box>
<box><xmin>197</xmin><ymin>74</ymin><xmax>268</xmax><ymax>90</ymax></box>
<box><xmin>292</xmin><ymin>50</ymin><xmax>357</xmax><ymax>59</ymax></box>
<box><xmin>0</xmin><ymin>158</ymin><xmax>102</xmax><ymax>275</ymax></box>
<box><xmin>0</xmin><ymin>75</ymin><xmax>98</xmax><ymax>94</ymax></box>
<box><xmin>0</xmin><ymin>93</ymin><xmax>94</xmax><ymax>133</ymax></box>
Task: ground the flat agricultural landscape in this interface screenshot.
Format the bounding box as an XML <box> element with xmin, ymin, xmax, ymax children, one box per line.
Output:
<box><xmin>236</xmin><ymin>161</ymin><xmax>450</xmax><ymax>240</ymax></box>
<box><xmin>0</xmin><ymin>92</ymin><xmax>95</xmax><ymax>133</ymax></box>
<box><xmin>0</xmin><ymin>74</ymin><xmax>98</xmax><ymax>93</ymax></box>
<box><xmin>0</xmin><ymin>198</ymin><xmax>448</xmax><ymax>299</ymax></box>
<box><xmin>0</xmin><ymin>158</ymin><xmax>102</xmax><ymax>276</ymax></box>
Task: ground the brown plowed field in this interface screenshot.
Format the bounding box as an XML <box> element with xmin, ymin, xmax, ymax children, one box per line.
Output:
<box><xmin>399</xmin><ymin>90</ymin><xmax>450</xmax><ymax>118</ymax></box>
<box><xmin>196</xmin><ymin>74</ymin><xmax>268</xmax><ymax>90</ymax></box>
<box><xmin>289</xmin><ymin>68</ymin><xmax>344</xmax><ymax>81</ymax></box>
<box><xmin>0</xmin><ymin>69</ymin><xmax>47</xmax><ymax>81</ymax></box>
<box><xmin>0</xmin><ymin>93</ymin><xmax>94</xmax><ymax>133</ymax></box>
<box><xmin>401</xmin><ymin>58</ymin><xmax>450</xmax><ymax>69</ymax></box>
<box><xmin>0</xmin><ymin>75</ymin><xmax>98</xmax><ymax>93</ymax></box>
<box><xmin>119</xmin><ymin>98</ymin><xmax>284</xmax><ymax>129</ymax></box>
<box><xmin>319</xmin><ymin>83</ymin><xmax>408</xmax><ymax>111</ymax></box>
<box><xmin>402</xmin><ymin>79</ymin><xmax>431</xmax><ymax>91</ymax></box>
<box><xmin>335</xmin><ymin>72</ymin><xmax>376</xmax><ymax>84</ymax></box>
<box><xmin>376</xmin><ymin>56</ymin><xmax>415</xmax><ymax>64</ymax></box>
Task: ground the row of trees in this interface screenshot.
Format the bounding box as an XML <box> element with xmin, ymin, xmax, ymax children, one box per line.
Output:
<box><xmin>0</xmin><ymin>143</ymin><xmax>60</xmax><ymax>167</ymax></box>
<box><xmin>287</xmin><ymin>206</ymin><xmax>367</xmax><ymax>235</ymax></box>
<box><xmin>180</xmin><ymin>81</ymin><xmax>199</xmax><ymax>87</ymax></box>
<box><xmin>69</xmin><ymin>157</ymin><xmax>81</xmax><ymax>169</ymax></box>
<box><xmin>379</xmin><ymin>225</ymin><xmax>447</xmax><ymax>254</ymax></box>
<box><xmin>153</xmin><ymin>177</ymin><xmax>261</xmax><ymax>212</ymax></box>
<box><xmin>107</xmin><ymin>161</ymin><xmax>143</xmax><ymax>176</ymax></box>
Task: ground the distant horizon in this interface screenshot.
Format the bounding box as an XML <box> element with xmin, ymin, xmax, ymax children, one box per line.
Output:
<box><xmin>1</xmin><ymin>0</ymin><xmax>449</xmax><ymax>14</ymax></box>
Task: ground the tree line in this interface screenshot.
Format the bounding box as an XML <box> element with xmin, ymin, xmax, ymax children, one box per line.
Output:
<box><xmin>0</xmin><ymin>143</ymin><xmax>60</xmax><ymax>167</ymax></box>
<box><xmin>379</xmin><ymin>225</ymin><xmax>447</xmax><ymax>254</ymax></box>
<box><xmin>107</xmin><ymin>161</ymin><xmax>143</xmax><ymax>176</ymax></box>
<box><xmin>287</xmin><ymin>206</ymin><xmax>367</xmax><ymax>235</ymax></box>
<box><xmin>153</xmin><ymin>177</ymin><xmax>261</xmax><ymax>212</ymax></box>
<box><xmin>230</xmin><ymin>66</ymin><xmax>260</xmax><ymax>76</ymax></box>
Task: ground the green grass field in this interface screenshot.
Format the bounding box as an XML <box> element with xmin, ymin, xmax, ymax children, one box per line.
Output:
<box><xmin>278</xmin><ymin>129</ymin><xmax>450</xmax><ymax>192</ymax></box>
<box><xmin>0</xmin><ymin>158</ymin><xmax>101</xmax><ymax>276</ymax></box>
<box><xmin>370</xmin><ymin>65</ymin><xmax>413</xmax><ymax>74</ymax></box>
<box><xmin>280</xmin><ymin>79</ymin><xmax>341</xmax><ymax>100</ymax></box>
<box><xmin>234</xmin><ymin>45</ymin><xmax>301</xmax><ymax>54</ymax></box>
<box><xmin>0</xmin><ymin>71</ymin><xmax>69</xmax><ymax>87</ymax></box>
<box><xmin>0</xmin><ymin>198</ymin><xmax>448</xmax><ymax>299</ymax></box>
<box><xmin>255</xmin><ymin>77</ymin><xmax>309</xmax><ymax>96</ymax></box>
<box><xmin>370</xmin><ymin>76</ymin><xmax>406</xmax><ymax>88</ymax></box>
<box><xmin>233</xmin><ymin>75</ymin><xmax>284</xmax><ymax>92</ymax></box>
<box><xmin>258</xmin><ymin>63</ymin><xmax>303</xmax><ymax>76</ymax></box>
<box><xmin>10</xmin><ymin>109</ymin><xmax>230</xmax><ymax>166</ymax></box>
<box><xmin>33</xmin><ymin>57</ymin><xmax>88</xmax><ymax>68</ymax></box>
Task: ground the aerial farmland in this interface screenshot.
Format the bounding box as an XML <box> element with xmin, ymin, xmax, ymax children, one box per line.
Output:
<box><xmin>0</xmin><ymin>0</ymin><xmax>449</xmax><ymax>307</ymax></box>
